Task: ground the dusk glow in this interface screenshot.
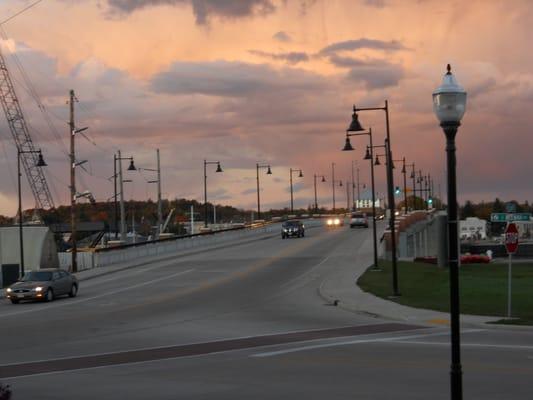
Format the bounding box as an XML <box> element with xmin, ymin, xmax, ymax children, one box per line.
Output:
<box><xmin>0</xmin><ymin>0</ymin><xmax>532</xmax><ymax>214</ymax></box>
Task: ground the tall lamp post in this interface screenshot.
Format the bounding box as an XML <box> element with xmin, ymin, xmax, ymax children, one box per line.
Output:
<box><xmin>313</xmin><ymin>174</ymin><xmax>326</xmax><ymax>213</ymax></box>
<box><xmin>203</xmin><ymin>160</ymin><xmax>223</xmax><ymax>228</ymax></box>
<box><xmin>256</xmin><ymin>163</ymin><xmax>272</xmax><ymax>219</ymax></box>
<box><xmin>114</xmin><ymin>152</ymin><xmax>136</xmax><ymax>241</ymax></box>
<box><xmin>351</xmin><ymin>161</ymin><xmax>360</xmax><ymax>211</ymax></box>
<box><xmin>138</xmin><ymin>149</ymin><xmax>162</xmax><ymax>236</ymax></box>
<box><xmin>349</xmin><ymin>103</ymin><xmax>399</xmax><ymax>296</ymax></box>
<box><xmin>343</xmin><ymin>125</ymin><xmax>378</xmax><ymax>271</ymax></box>
<box><xmin>406</xmin><ymin>162</ymin><xmax>416</xmax><ymax>210</ymax></box>
<box><xmin>17</xmin><ymin>149</ymin><xmax>47</xmax><ymax>277</ymax></box>
<box><xmin>433</xmin><ymin>64</ymin><xmax>467</xmax><ymax>400</ymax></box>
<box><xmin>289</xmin><ymin>168</ymin><xmax>303</xmax><ymax>213</ymax></box>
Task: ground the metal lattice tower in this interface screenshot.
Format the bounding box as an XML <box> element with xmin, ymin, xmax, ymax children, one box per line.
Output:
<box><xmin>0</xmin><ymin>46</ymin><xmax>54</xmax><ymax>210</ymax></box>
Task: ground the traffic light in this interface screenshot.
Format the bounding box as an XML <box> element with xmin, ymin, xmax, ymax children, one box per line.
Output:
<box><xmin>428</xmin><ymin>196</ymin><xmax>433</xmax><ymax>205</ymax></box>
<box><xmin>394</xmin><ymin>186</ymin><xmax>401</xmax><ymax>195</ymax></box>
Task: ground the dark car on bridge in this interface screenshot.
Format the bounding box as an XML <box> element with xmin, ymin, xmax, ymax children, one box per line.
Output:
<box><xmin>281</xmin><ymin>220</ymin><xmax>305</xmax><ymax>239</ymax></box>
<box><xmin>5</xmin><ymin>269</ymin><xmax>79</xmax><ymax>304</ymax></box>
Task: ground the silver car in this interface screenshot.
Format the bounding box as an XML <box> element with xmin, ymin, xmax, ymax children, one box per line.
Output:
<box><xmin>5</xmin><ymin>269</ymin><xmax>78</xmax><ymax>304</ymax></box>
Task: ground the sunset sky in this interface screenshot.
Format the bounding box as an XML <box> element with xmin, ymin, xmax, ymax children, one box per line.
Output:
<box><xmin>0</xmin><ymin>0</ymin><xmax>532</xmax><ymax>216</ymax></box>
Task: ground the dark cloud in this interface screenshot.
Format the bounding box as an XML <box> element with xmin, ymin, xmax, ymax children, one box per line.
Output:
<box><xmin>106</xmin><ymin>0</ymin><xmax>275</xmax><ymax>24</ymax></box>
<box><xmin>273</xmin><ymin>31</ymin><xmax>291</xmax><ymax>42</ymax></box>
<box><xmin>241</xmin><ymin>188</ymin><xmax>258</xmax><ymax>195</ymax></box>
<box><xmin>345</xmin><ymin>63</ymin><xmax>404</xmax><ymax>89</ymax></box>
<box><xmin>327</xmin><ymin>55</ymin><xmax>386</xmax><ymax>68</ymax></box>
<box><xmin>363</xmin><ymin>0</ymin><xmax>387</xmax><ymax>7</ymax></box>
<box><xmin>248</xmin><ymin>49</ymin><xmax>309</xmax><ymax>64</ymax></box>
<box><xmin>150</xmin><ymin>60</ymin><xmax>325</xmax><ymax>97</ymax></box>
<box><xmin>319</xmin><ymin>38</ymin><xmax>406</xmax><ymax>56</ymax></box>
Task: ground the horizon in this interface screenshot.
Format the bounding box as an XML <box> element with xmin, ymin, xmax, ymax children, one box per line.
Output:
<box><xmin>0</xmin><ymin>0</ymin><xmax>532</xmax><ymax>215</ymax></box>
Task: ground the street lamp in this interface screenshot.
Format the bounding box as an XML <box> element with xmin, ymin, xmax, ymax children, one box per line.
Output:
<box><xmin>204</xmin><ymin>160</ymin><xmax>223</xmax><ymax>228</ymax></box>
<box><xmin>113</xmin><ymin>153</ymin><xmax>136</xmax><ymax>241</ymax></box>
<box><xmin>330</xmin><ymin>163</ymin><xmax>344</xmax><ymax>212</ymax></box>
<box><xmin>256</xmin><ymin>163</ymin><xmax>272</xmax><ymax>219</ymax></box>
<box><xmin>289</xmin><ymin>168</ymin><xmax>303</xmax><ymax>213</ymax></box>
<box><xmin>343</xmin><ymin>125</ymin><xmax>379</xmax><ymax>271</ymax></box>
<box><xmin>138</xmin><ymin>149</ymin><xmax>163</xmax><ymax>237</ymax></box>
<box><xmin>313</xmin><ymin>174</ymin><xmax>326</xmax><ymax>213</ymax></box>
<box><xmin>349</xmin><ymin>103</ymin><xmax>399</xmax><ymax>296</ymax></box>
<box><xmin>406</xmin><ymin>162</ymin><xmax>416</xmax><ymax>210</ymax></box>
<box><xmin>433</xmin><ymin>64</ymin><xmax>467</xmax><ymax>400</ymax></box>
<box><xmin>17</xmin><ymin>149</ymin><xmax>47</xmax><ymax>277</ymax></box>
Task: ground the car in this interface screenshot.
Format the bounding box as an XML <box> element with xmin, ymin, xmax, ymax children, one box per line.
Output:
<box><xmin>281</xmin><ymin>220</ymin><xmax>305</xmax><ymax>239</ymax></box>
<box><xmin>326</xmin><ymin>216</ymin><xmax>344</xmax><ymax>227</ymax></box>
<box><xmin>5</xmin><ymin>269</ymin><xmax>79</xmax><ymax>304</ymax></box>
<box><xmin>350</xmin><ymin>212</ymin><xmax>369</xmax><ymax>228</ymax></box>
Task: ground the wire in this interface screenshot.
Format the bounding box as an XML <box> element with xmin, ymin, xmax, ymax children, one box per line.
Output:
<box><xmin>0</xmin><ymin>0</ymin><xmax>44</xmax><ymax>26</ymax></box>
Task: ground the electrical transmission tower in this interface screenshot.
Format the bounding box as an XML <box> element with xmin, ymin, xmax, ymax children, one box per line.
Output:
<box><xmin>0</xmin><ymin>46</ymin><xmax>55</xmax><ymax>209</ymax></box>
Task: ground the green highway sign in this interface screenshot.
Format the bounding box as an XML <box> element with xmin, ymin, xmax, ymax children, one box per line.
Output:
<box><xmin>491</xmin><ymin>213</ymin><xmax>531</xmax><ymax>222</ymax></box>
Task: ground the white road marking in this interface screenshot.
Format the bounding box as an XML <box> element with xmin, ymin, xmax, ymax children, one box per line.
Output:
<box><xmin>392</xmin><ymin>340</ymin><xmax>533</xmax><ymax>351</ymax></box>
<box><xmin>251</xmin><ymin>329</ymin><xmax>484</xmax><ymax>358</ymax></box>
<box><xmin>0</xmin><ymin>269</ymin><xmax>194</xmax><ymax>318</ymax></box>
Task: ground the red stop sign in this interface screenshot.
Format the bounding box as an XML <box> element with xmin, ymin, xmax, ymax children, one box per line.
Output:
<box><xmin>505</xmin><ymin>223</ymin><xmax>519</xmax><ymax>254</ymax></box>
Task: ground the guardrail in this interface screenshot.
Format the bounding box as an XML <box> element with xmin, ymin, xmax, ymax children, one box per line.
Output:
<box><xmin>58</xmin><ymin>222</ymin><xmax>278</xmax><ymax>271</ymax></box>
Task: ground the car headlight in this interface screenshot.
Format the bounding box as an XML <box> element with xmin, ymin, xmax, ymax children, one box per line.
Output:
<box><xmin>327</xmin><ymin>219</ymin><xmax>333</xmax><ymax>225</ymax></box>
<box><xmin>6</xmin><ymin>288</ymin><xmax>12</xmax><ymax>293</ymax></box>
<box><xmin>33</xmin><ymin>287</ymin><xmax>43</xmax><ymax>292</ymax></box>
<box><xmin>334</xmin><ymin>218</ymin><xmax>340</xmax><ymax>225</ymax></box>
<box><xmin>283</xmin><ymin>229</ymin><xmax>288</xmax><ymax>232</ymax></box>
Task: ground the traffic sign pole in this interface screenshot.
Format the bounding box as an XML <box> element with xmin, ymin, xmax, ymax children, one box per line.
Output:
<box><xmin>504</xmin><ymin>222</ymin><xmax>519</xmax><ymax>319</ymax></box>
<box><xmin>508</xmin><ymin>253</ymin><xmax>512</xmax><ymax>318</ymax></box>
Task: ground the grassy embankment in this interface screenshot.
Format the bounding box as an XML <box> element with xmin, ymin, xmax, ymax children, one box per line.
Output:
<box><xmin>357</xmin><ymin>260</ymin><xmax>533</xmax><ymax>325</ymax></box>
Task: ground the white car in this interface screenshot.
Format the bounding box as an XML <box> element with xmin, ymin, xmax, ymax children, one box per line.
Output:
<box><xmin>326</xmin><ymin>217</ymin><xmax>343</xmax><ymax>227</ymax></box>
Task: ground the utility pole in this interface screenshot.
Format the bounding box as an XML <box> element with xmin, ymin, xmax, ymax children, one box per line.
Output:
<box><xmin>346</xmin><ymin>180</ymin><xmax>350</xmax><ymax>210</ymax></box>
<box><xmin>118</xmin><ymin>150</ymin><xmax>126</xmax><ymax>242</ymax></box>
<box><xmin>156</xmin><ymin>149</ymin><xmax>162</xmax><ymax>235</ymax></box>
<box><xmin>332</xmin><ymin>162</ymin><xmax>336</xmax><ymax>212</ymax></box>
<box><xmin>69</xmin><ymin>90</ymin><xmax>77</xmax><ymax>273</ymax></box>
<box><xmin>113</xmin><ymin>154</ymin><xmax>118</xmax><ymax>239</ymax></box>
<box><xmin>351</xmin><ymin>161</ymin><xmax>356</xmax><ymax>211</ymax></box>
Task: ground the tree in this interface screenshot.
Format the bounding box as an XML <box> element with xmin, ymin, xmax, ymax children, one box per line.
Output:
<box><xmin>461</xmin><ymin>200</ymin><xmax>476</xmax><ymax>218</ymax></box>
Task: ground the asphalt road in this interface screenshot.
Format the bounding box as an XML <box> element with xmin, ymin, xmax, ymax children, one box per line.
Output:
<box><xmin>1</xmin><ymin>223</ymin><xmax>532</xmax><ymax>399</ymax></box>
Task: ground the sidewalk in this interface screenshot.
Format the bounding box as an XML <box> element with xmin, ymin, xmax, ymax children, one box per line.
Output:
<box><xmin>317</xmin><ymin>228</ymin><xmax>525</xmax><ymax>329</ymax></box>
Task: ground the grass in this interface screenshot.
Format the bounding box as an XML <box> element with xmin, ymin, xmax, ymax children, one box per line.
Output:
<box><xmin>357</xmin><ymin>260</ymin><xmax>533</xmax><ymax>325</ymax></box>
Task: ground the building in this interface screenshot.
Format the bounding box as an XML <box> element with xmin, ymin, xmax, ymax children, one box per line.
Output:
<box><xmin>355</xmin><ymin>189</ymin><xmax>383</xmax><ymax>210</ymax></box>
<box><xmin>0</xmin><ymin>225</ymin><xmax>58</xmax><ymax>287</ymax></box>
<box><xmin>459</xmin><ymin>217</ymin><xmax>487</xmax><ymax>240</ymax></box>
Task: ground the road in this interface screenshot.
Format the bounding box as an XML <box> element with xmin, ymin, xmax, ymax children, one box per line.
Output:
<box><xmin>1</xmin><ymin>223</ymin><xmax>532</xmax><ymax>399</ymax></box>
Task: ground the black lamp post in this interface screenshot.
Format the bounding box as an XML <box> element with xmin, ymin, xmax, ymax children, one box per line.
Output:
<box><xmin>433</xmin><ymin>64</ymin><xmax>467</xmax><ymax>400</ymax></box>
<box><xmin>203</xmin><ymin>160</ymin><xmax>223</xmax><ymax>228</ymax></box>
<box><xmin>343</xmin><ymin>125</ymin><xmax>378</xmax><ymax>271</ymax></box>
<box><xmin>406</xmin><ymin>162</ymin><xmax>416</xmax><ymax>210</ymax></box>
<box><xmin>349</xmin><ymin>103</ymin><xmax>399</xmax><ymax>296</ymax></box>
<box><xmin>256</xmin><ymin>163</ymin><xmax>272</xmax><ymax>219</ymax></box>
<box><xmin>113</xmin><ymin>154</ymin><xmax>136</xmax><ymax>239</ymax></box>
<box><xmin>17</xmin><ymin>149</ymin><xmax>47</xmax><ymax>277</ymax></box>
<box><xmin>313</xmin><ymin>174</ymin><xmax>326</xmax><ymax>213</ymax></box>
<box><xmin>289</xmin><ymin>168</ymin><xmax>303</xmax><ymax>213</ymax></box>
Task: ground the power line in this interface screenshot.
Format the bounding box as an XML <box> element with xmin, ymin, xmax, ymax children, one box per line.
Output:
<box><xmin>0</xmin><ymin>0</ymin><xmax>44</xmax><ymax>26</ymax></box>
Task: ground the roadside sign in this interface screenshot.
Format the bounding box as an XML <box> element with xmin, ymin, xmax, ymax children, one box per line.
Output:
<box><xmin>504</xmin><ymin>223</ymin><xmax>519</xmax><ymax>319</ymax></box>
<box><xmin>491</xmin><ymin>213</ymin><xmax>531</xmax><ymax>222</ymax></box>
<box><xmin>504</xmin><ymin>223</ymin><xmax>519</xmax><ymax>254</ymax></box>
<box><xmin>505</xmin><ymin>202</ymin><xmax>517</xmax><ymax>213</ymax></box>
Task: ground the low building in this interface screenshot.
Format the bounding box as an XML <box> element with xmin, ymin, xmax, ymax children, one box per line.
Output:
<box><xmin>460</xmin><ymin>217</ymin><xmax>487</xmax><ymax>240</ymax></box>
<box><xmin>0</xmin><ymin>225</ymin><xmax>58</xmax><ymax>287</ymax></box>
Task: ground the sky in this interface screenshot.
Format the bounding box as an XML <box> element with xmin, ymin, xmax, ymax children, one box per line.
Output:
<box><xmin>0</xmin><ymin>0</ymin><xmax>532</xmax><ymax>216</ymax></box>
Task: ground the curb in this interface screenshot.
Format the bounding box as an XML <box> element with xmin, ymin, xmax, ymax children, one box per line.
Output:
<box><xmin>316</xmin><ymin>263</ymin><xmax>533</xmax><ymax>331</ymax></box>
